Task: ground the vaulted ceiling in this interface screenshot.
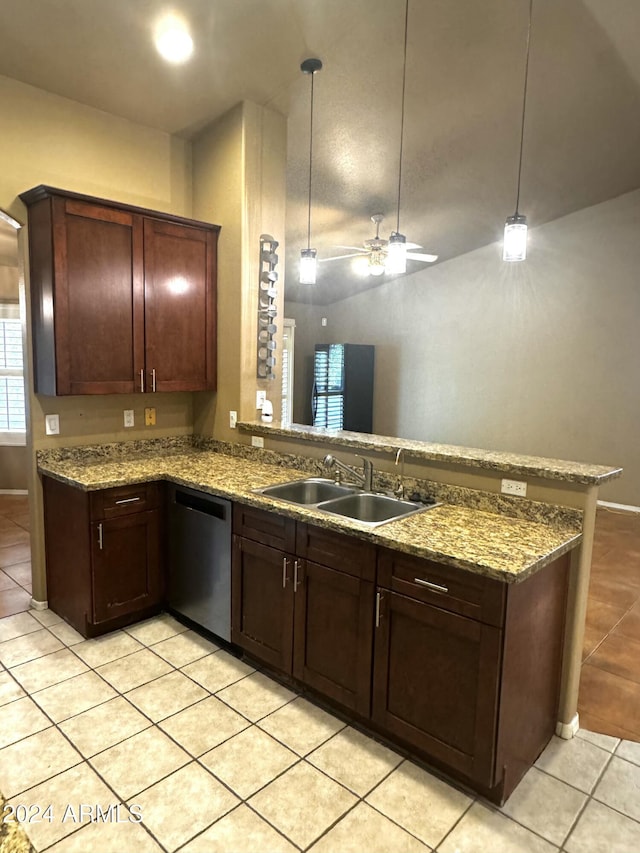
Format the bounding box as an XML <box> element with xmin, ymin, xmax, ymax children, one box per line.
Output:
<box><xmin>1</xmin><ymin>0</ymin><xmax>639</xmax><ymax>304</ymax></box>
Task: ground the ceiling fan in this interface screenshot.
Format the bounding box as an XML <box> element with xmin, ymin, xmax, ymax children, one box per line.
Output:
<box><xmin>321</xmin><ymin>214</ymin><xmax>438</xmax><ymax>276</ymax></box>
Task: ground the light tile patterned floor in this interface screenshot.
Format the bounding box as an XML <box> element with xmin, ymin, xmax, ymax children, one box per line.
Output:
<box><xmin>1</xmin><ymin>611</ymin><xmax>640</xmax><ymax>852</ymax></box>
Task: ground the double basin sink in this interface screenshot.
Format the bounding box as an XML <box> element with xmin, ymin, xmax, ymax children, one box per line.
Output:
<box><xmin>254</xmin><ymin>477</ymin><xmax>433</xmax><ymax>527</ymax></box>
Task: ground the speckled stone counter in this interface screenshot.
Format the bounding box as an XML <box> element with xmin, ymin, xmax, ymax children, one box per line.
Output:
<box><xmin>37</xmin><ymin>445</ymin><xmax>581</xmax><ymax>584</ymax></box>
<box><xmin>238</xmin><ymin>420</ymin><xmax>622</xmax><ymax>486</ymax></box>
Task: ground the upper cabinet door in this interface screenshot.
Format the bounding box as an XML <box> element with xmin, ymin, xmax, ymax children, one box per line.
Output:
<box><xmin>21</xmin><ymin>185</ymin><xmax>219</xmax><ymax>396</ymax></box>
<box><xmin>55</xmin><ymin>198</ymin><xmax>145</xmax><ymax>396</ymax></box>
<box><xmin>143</xmin><ymin>218</ymin><xmax>217</xmax><ymax>392</ymax></box>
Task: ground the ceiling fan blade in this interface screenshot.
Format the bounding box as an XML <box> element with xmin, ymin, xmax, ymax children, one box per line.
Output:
<box><xmin>320</xmin><ymin>252</ymin><xmax>367</xmax><ymax>262</ymax></box>
<box><xmin>405</xmin><ymin>242</ymin><xmax>423</xmax><ymax>250</ymax></box>
<box><xmin>335</xmin><ymin>245</ymin><xmax>368</xmax><ymax>251</ymax></box>
<box><xmin>406</xmin><ymin>251</ymin><xmax>438</xmax><ymax>263</ymax></box>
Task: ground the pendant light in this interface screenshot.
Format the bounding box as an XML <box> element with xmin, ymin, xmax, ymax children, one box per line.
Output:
<box><xmin>299</xmin><ymin>57</ymin><xmax>322</xmax><ymax>284</ymax></box>
<box><xmin>386</xmin><ymin>0</ymin><xmax>410</xmax><ymax>276</ymax></box>
<box><xmin>503</xmin><ymin>0</ymin><xmax>533</xmax><ymax>262</ymax></box>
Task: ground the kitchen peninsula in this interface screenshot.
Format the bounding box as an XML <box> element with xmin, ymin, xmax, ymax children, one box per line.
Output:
<box><xmin>36</xmin><ymin>430</ymin><xmax>621</xmax><ymax>804</ymax></box>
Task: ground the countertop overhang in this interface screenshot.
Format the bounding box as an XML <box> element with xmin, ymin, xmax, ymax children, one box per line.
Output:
<box><xmin>238</xmin><ymin>421</ymin><xmax>622</xmax><ymax>487</ymax></box>
<box><xmin>37</xmin><ymin>447</ymin><xmax>582</xmax><ymax>584</ymax></box>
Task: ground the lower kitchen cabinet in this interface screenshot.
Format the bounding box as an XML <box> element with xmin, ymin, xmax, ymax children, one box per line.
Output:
<box><xmin>42</xmin><ymin>476</ymin><xmax>163</xmax><ymax>637</ymax></box>
<box><xmin>293</xmin><ymin>559</ymin><xmax>374</xmax><ymax>717</ymax></box>
<box><xmin>232</xmin><ymin>505</ymin><xmax>375</xmax><ymax>715</ymax></box>
<box><xmin>372</xmin><ymin>588</ymin><xmax>501</xmax><ymax>785</ymax></box>
<box><xmin>231</xmin><ymin>536</ymin><xmax>294</xmax><ymax>673</ymax></box>
<box><xmin>373</xmin><ymin>547</ymin><xmax>570</xmax><ymax>801</ymax></box>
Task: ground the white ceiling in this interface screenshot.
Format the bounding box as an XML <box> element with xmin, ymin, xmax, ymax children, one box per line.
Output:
<box><xmin>1</xmin><ymin>0</ymin><xmax>639</xmax><ymax>303</ymax></box>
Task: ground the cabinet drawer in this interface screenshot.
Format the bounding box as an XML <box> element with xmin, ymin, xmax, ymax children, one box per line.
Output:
<box><xmin>296</xmin><ymin>523</ymin><xmax>376</xmax><ymax>581</ymax></box>
<box><xmin>90</xmin><ymin>482</ymin><xmax>160</xmax><ymax>520</ymax></box>
<box><xmin>233</xmin><ymin>503</ymin><xmax>296</xmax><ymax>552</ymax></box>
<box><xmin>378</xmin><ymin>548</ymin><xmax>505</xmax><ymax>627</ymax></box>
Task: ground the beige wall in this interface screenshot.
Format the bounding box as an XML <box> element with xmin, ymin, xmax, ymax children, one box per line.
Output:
<box><xmin>0</xmin><ymin>446</ymin><xmax>27</xmax><ymax>491</ymax></box>
<box><xmin>0</xmin><ymin>74</ymin><xmax>197</xmax><ymax>600</ymax></box>
<box><xmin>309</xmin><ymin>190</ymin><xmax>640</xmax><ymax>506</ymax></box>
<box><xmin>192</xmin><ymin>101</ymin><xmax>287</xmax><ymax>441</ymax></box>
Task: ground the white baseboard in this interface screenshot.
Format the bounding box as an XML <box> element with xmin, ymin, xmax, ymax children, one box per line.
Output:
<box><xmin>556</xmin><ymin>714</ymin><xmax>580</xmax><ymax>739</ymax></box>
<box><xmin>30</xmin><ymin>598</ymin><xmax>48</xmax><ymax>611</ymax></box>
<box><xmin>0</xmin><ymin>489</ymin><xmax>28</xmax><ymax>495</ymax></box>
<box><xmin>597</xmin><ymin>500</ymin><xmax>640</xmax><ymax>514</ymax></box>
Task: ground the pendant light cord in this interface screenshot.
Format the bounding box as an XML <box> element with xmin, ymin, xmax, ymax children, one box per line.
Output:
<box><xmin>514</xmin><ymin>0</ymin><xmax>533</xmax><ymax>215</ymax></box>
<box><xmin>396</xmin><ymin>0</ymin><xmax>409</xmax><ymax>234</ymax></box>
<box><xmin>307</xmin><ymin>69</ymin><xmax>316</xmax><ymax>250</ymax></box>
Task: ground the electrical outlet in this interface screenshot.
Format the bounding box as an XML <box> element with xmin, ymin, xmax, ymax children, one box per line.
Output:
<box><xmin>256</xmin><ymin>390</ymin><xmax>267</xmax><ymax>409</ymax></box>
<box><xmin>321</xmin><ymin>317</ymin><xmax>327</xmax><ymax>327</ymax></box>
<box><xmin>144</xmin><ymin>407</ymin><xmax>156</xmax><ymax>426</ymax></box>
<box><xmin>45</xmin><ymin>414</ymin><xmax>60</xmax><ymax>435</ymax></box>
<box><xmin>229</xmin><ymin>410</ymin><xmax>237</xmax><ymax>429</ymax></box>
<box><xmin>251</xmin><ymin>435</ymin><xmax>264</xmax><ymax>448</ymax></box>
<box><xmin>501</xmin><ymin>478</ymin><xmax>527</xmax><ymax>497</ymax></box>
<box><xmin>123</xmin><ymin>409</ymin><xmax>134</xmax><ymax>428</ymax></box>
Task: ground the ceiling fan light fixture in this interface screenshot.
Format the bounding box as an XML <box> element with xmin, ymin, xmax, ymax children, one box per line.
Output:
<box><xmin>299</xmin><ymin>248</ymin><xmax>318</xmax><ymax>285</ymax></box>
<box><xmin>386</xmin><ymin>231</ymin><xmax>407</xmax><ymax>274</ymax></box>
<box><xmin>368</xmin><ymin>250</ymin><xmax>386</xmax><ymax>276</ymax></box>
<box><xmin>503</xmin><ymin>214</ymin><xmax>528</xmax><ymax>262</ymax></box>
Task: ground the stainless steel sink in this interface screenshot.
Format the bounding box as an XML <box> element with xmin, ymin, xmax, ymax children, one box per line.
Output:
<box><xmin>254</xmin><ymin>478</ymin><xmax>357</xmax><ymax>505</ymax></box>
<box><xmin>254</xmin><ymin>477</ymin><xmax>435</xmax><ymax>527</ymax></box>
<box><xmin>319</xmin><ymin>492</ymin><xmax>427</xmax><ymax>526</ymax></box>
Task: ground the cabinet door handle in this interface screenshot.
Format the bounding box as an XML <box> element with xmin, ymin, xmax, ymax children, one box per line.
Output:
<box><xmin>152</xmin><ymin>368</ymin><xmax>157</xmax><ymax>392</ymax></box>
<box><xmin>414</xmin><ymin>577</ymin><xmax>449</xmax><ymax>594</ymax></box>
<box><xmin>375</xmin><ymin>591</ymin><xmax>382</xmax><ymax>628</ymax></box>
<box><xmin>140</xmin><ymin>369</ymin><xmax>145</xmax><ymax>393</ymax></box>
<box><xmin>97</xmin><ymin>523</ymin><xmax>104</xmax><ymax>550</ymax></box>
<box><xmin>282</xmin><ymin>557</ymin><xmax>289</xmax><ymax>589</ymax></box>
<box><xmin>115</xmin><ymin>497</ymin><xmax>141</xmax><ymax>505</ymax></box>
<box><xmin>293</xmin><ymin>560</ymin><xmax>301</xmax><ymax>592</ymax></box>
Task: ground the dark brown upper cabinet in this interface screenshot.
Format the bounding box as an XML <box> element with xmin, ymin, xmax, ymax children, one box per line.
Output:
<box><xmin>20</xmin><ymin>186</ymin><xmax>219</xmax><ymax>395</ymax></box>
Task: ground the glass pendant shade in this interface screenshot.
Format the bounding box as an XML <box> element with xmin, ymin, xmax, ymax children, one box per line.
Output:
<box><xmin>503</xmin><ymin>214</ymin><xmax>528</xmax><ymax>262</ymax></box>
<box><xmin>299</xmin><ymin>248</ymin><xmax>317</xmax><ymax>284</ymax></box>
<box><xmin>386</xmin><ymin>232</ymin><xmax>407</xmax><ymax>274</ymax></box>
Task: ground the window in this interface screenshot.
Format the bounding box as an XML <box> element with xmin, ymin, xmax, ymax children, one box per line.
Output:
<box><xmin>0</xmin><ymin>304</ymin><xmax>26</xmax><ymax>444</ymax></box>
<box><xmin>281</xmin><ymin>319</ymin><xmax>295</xmax><ymax>424</ymax></box>
<box><xmin>312</xmin><ymin>344</ymin><xmax>345</xmax><ymax>430</ymax></box>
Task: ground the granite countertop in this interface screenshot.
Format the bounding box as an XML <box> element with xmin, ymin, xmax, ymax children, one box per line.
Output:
<box><xmin>38</xmin><ymin>446</ymin><xmax>581</xmax><ymax>584</ymax></box>
<box><xmin>238</xmin><ymin>420</ymin><xmax>622</xmax><ymax>486</ymax></box>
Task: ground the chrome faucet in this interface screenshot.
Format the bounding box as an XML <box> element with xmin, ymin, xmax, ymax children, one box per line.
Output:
<box><xmin>323</xmin><ymin>453</ymin><xmax>374</xmax><ymax>491</ymax></box>
<box><xmin>394</xmin><ymin>448</ymin><xmax>405</xmax><ymax>499</ymax></box>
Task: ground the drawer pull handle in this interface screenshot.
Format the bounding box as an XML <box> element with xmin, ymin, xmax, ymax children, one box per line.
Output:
<box><xmin>97</xmin><ymin>523</ymin><xmax>103</xmax><ymax>550</ymax></box>
<box><xmin>282</xmin><ymin>557</ymin><xmax>288</xmax><ymax>589</ymax></box>
<box><xmin>115</xmin><ymin>497</ymin><xmax>142</xmax><ymax>505</ymax></box>
<box><xmin>152</xmin><ymin>368</ymin><xmax>157</xmax><ymax>392</ymax></box>
<box><xmin>140</xmin><ymin>368</ymin><xmax>145</xmax><ymax>393</ymax></box>
<box><xmin>293</xmin><ymin>560</ymin><xmax>301</xmax><ymax>592</ymax></box>
<box><xmin>375</xmin><ymin>591</ymin><xmax>382</xmax><ymax>628</ymax></box>
<box><xmin>414</xmin><ymin>577</ymin><xmax>449</xmax><ymax>594</ymax></box>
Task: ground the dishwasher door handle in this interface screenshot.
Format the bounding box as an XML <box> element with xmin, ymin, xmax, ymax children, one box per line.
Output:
<box><xmin>174</xmin><ymin>490</ymin><xmax>227</xmax><ymax>520</ymax></box>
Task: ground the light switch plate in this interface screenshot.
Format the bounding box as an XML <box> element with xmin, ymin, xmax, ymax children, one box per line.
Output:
<box><xmin>251</xmin><ymin>436</ymin><xmax>264</xmax><ymax>448</ymax></box>
<box><xmin>45</xmin><ymin>414</ymin><xmax>60</xmax><ymax>435</ymax></box>
<box><xmin>123</xmin><ymin>409</ymin><xmax>134</xmax><ymax>428</ymax></box>
<box><xmin>144</xmin><ymin>407</ymin><xmax>156</xmax><ymax>426</ymax></box>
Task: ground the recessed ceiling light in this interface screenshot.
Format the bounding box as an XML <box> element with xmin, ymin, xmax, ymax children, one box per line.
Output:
<box><xmin>154</xmin><ymin>15</ymin><xmax>193</xmax><ymax>64</ymax></box>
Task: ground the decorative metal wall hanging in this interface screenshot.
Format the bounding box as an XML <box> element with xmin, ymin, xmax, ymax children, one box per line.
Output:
<box><xmin>257</xmin><ymin>234</ymin><xmax>279</xmax><ymax>379</ymax></box>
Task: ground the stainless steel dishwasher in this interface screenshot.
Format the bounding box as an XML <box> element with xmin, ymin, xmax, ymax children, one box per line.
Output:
<box><xmin>167</xmin><ymin>484</ymin><xmax>232</xmax><ymax>641</ymax></box>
